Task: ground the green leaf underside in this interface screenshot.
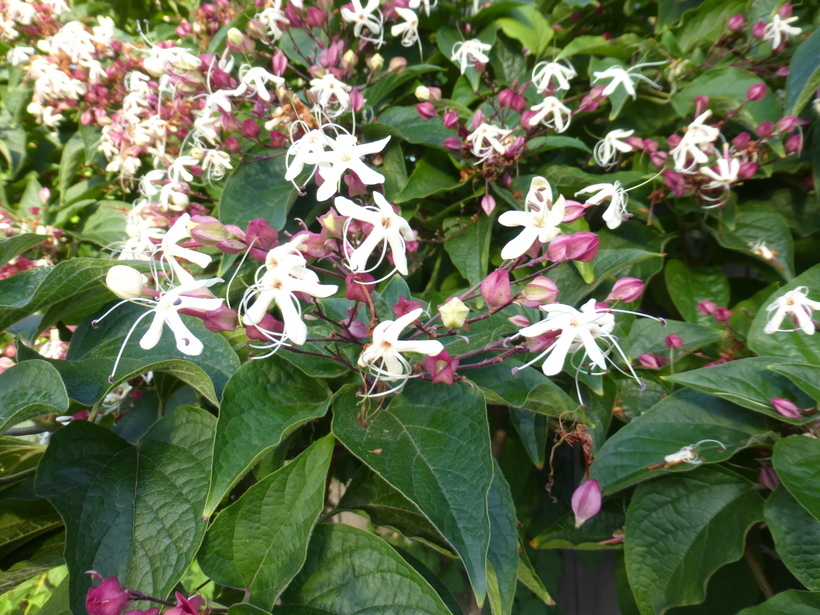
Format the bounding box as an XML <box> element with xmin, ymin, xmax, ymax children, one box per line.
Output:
<box><xmin>625</xmin><ymin>466</ymin><xmax>764</xmax><ymax>615</ymax></box>
<box><xmin>0</xmin><ymin>360</ymin><xmax>69</xmax><ymax>434</ymax></box>
<box><xmin>198</xmin><ymin>435</ymin><xmax>334</xmax><ymax>609</ymax></box>
<box><xmin>278</xmin><ymin>523</ymin><xmax>453</xmax><ymax>614</ymax></box>
<box><xmin>765</xmin><ymin>487</ymin><xmax>820</xmax><ymax>591</ymax></box>
<box><xmin>35</xmin><ymin>406</ymin><xmax>215</xmax><ymax>614</ymax></box>
<box><xmin>206</xmin><ymin>356</ymin><xmax>332</xmax><ymax>515</ymax></box>
<box><xmin>332</xmin><ymin>382</ymin><xmax>493</xmax><ymax>601</ymax></box>
<box><xmin>591</xmin><ymin>389</ymin><xmax>767</xmax><ymax>494</ymax></box>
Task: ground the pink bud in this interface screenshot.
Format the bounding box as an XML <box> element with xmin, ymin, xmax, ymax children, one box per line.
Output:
<box><xmin>392</xmin><ymin>296</ymin><xmax>424</xmax><ymax>318</ymax></box>
<box><xmin>571</xmin><ymin>479</ymin><xmax>601</xmax><ymax>528</ymax></box>
<box><xmin>190</xmin><ymin>219</ymin><xmax>231</xmax><ymax>244</ymax></box>
<box><xmin>38</xmin><ymin>187</ymin><xmax>51</xmax><ymax>202</ymax></box>
<box><xmin>481</xmin><ymin>270</ymin><xmax>512</xmax><ymax>310</ymax></box>
<box><xmin>427</xmin><ymin>86</ymin><xmax>442</xmax><ymax>101</ymax></box>
<box><xmin>638</xmin><ymin>353</ymin><xmax>663</xmax><ymax>369</ymax></box>
<box><xmin>272</xmin><ymin>51</ymin><xmax>288</xmax><ymax>76</ymax></box>
<box><xmin>776</xmin><ymin>66</ymin><xmax>790</xmax><ymax>78</ymax></box>
<box><xmin>714</xmin><ymin>306</ymin><xmax>732</xmax><ymax>322</ymax></box>
<box><xmin>776</xmin><ymin>115</ymin><xmax>799</xmax><ymax>133</ymax></box>
<box><xmin>665</xmin><ymin>333</ymin><xmax>683</xmax><ymax>349</ymax></box>
<box><xmin>520</xmin><ymin>110</ymin><xmax>538</xmax><ymax>130</ymax></box>
<box><xmin>481</xmin><ymin>194</ymin><xmax>496</xmax><ymax>216</ymax></box>
<box><xmin>624</xmin><ymin>136</ymin><xmax>644</xmax><ymax>150</ymax></box>
<box><xmin>417</xmin><ymin>102</ymin><xmax>436</xmax><ymax>119</ymax></box>
<box><xmin>732</xmin><ymin>132</ymin><xmax>751</xmax><ymax>149</ymax></box>
<box><xmin>444</xmin><ymin>137</ymin><xmax>462</xmax><ymax>152</ymax></box>
<box><xmin>607</xmin><ymin>277</ymin><xmax>645</xmax><ymax>302</ymax></box>
<box><xmin>519</xmin><ymin>276</ymin><xmax>559</xmax><ymax>307</ymax></box>
<box><xmin>694</xmin><ymin>95</ymin><xmax>710</xmax><ymax>116</ymax></box>
<box><xmin>566</xmin><ymin>232</ymin><xmax>599</xmax><ymax>262</ymax></box>
<box><xmin>124</xmin><ymin>608</ymin><xmax>159</xmax><ymax>615</ymax></box>
<box><xmin>752</xmin><ymin>21</ymin><xmax>767</xmax><ymax>38</ymax></box>
<box><xmin>759</xmin><ymin>467</ymin><xmax>780</xmax><ymax>490</ymax></box>
<box><xmin>650</xmin><ymin>151</ymin><xmax>668</xmax><ymax>167</ymax></box>
<box><xmin>778</xmin><ymin>2</ymin><xmax>792</xmax><ymax>18</ymax></box>
<box><xmin>388</xmin><ymin>57</ymin><xmax>407</xmax><ymax>73</ymax></box>
<box><xmin>424</xmin><ymin>350</ymin><xmax>459</xmax><ymax>385</ymax></box>
<box><xmin>471</xmin><ymin>109</ymin><xmax>485</xmax><ymax>130</ymax></box>
<box><xmin>772</xmin><ymin>397</ymin><xmax>802</xmax><ymax>419</ymax></box>
<box><xmin>200</xmin><ymin>305</ymin><xmax>239</xmax><ymax>333</ymax></box>
<box><xmin>667</xmin><ymin>134</ymin><xmax>681</xmax><ymax>148</ymax></box>
<box><xmin>345</xmin><ymin>273</ymin><xmax>375</xmax><ymax>302</ymax></box>
<box><xmin>85</xmin><ymin>575</ymin><xmax>131</xmax><ymax>615</ymax></box>
<box><xmin>746</xmin><ymin>83</ymin><xmax>767</xmax><ymax>102</ymax></box>
<box><xmin>246</xmin><ymin>315</ymin><xmax>284</xmax><ymax>341</ymax></box>
<box><xmin>727</xmin><ymin>14</ymin><xmax>746</xmax><ymax>32</ymax></box>
<box><xmin>443</xmin><ymin>111</ymin><xmax>459</xmax><ymax>129</ymax></box>
<box><xmin>350</xmin><ymin>87</ymin><xmax>365</xmax><ymax>112</ymax></box>
<box><xmin>306</xmin><ymin>6</ymin><xmax>327</xmax><ymax>27</ymax></box>
<box><xmin>242</xmin><ymin>119</ymin><xmax>261</xmax><ymax>139</ymax></box>
<box><xmin>738</xmin><ymin>161</ymin><xmax>758</xmax><ymax>180</ymax></box>
<box><xmin>697</xmin><ymin>300</ymin><xmax>717</xmax><ymax>315</ymax></box>
<box><xmin>562</xmin><ymin>200</ymin><xmax>589</xmax><ymax>223</ymax></box>
<box><xmin>785</xmin><ymin>134</ymin><xmax>803</xmax><ymax>154</ymax></box>
<box><xmin>498</xmin><ymin>88</ymin><xmax>515</xmax><ymax>108</ymax></box>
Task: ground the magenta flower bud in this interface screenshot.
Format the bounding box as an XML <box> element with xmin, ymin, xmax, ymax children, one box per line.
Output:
<box><xmin>481</xmin><ymin>194</ymin><xmax>496</xmax><ymax>216</ymax></box>
<box><xmin>417</xmin><ymin>102</ymin><xmax>437</xmax><ymax>119</ymax></box>
<box><xmin>665</xmin><ymin>333</ymin><xmax>683</xmax><ymax>349</ymax></box>
<box><xmin>663</xmin><ymin>169</ymin><xmax>686</xmax><ymax>196</ymax></box>
<box><xmin>607</xmin><ymin>277</ymin><xmax>645</xmax><ymax>302</ymax></box>
<box><xmin>562</xmin><ymin>200</ymin><xmax>588</xmax><ymax>223</ymax></box>
<box><xmin>39</xmin><ymin>186</ymin><xmax>51</xmax><ymax>202</ymax></box>
<box><xmin>176</xmin><ymin>21</ymin><xmax>193</xmax><ymax>37</ymax></box>
<box><xmin>444</xmin><ymin>136</ymin><xmax>462</xmax><ymax>152</ymax></box>
<box><xmin>746</xmin><ymin>83</ymin><xmax>767</xmax><ymax>102</ymax></box>
<box><xmin>124</xmin><ymin>608</ymin><xmax>159</xmax><ymax>615</ymax></box>
<box><xmin>85</xmin><ymin>575</ymin><xmax>131</xmax><ymax>615</ymax></box>
<box><xmin>388</xmin><ymin>56</ymin><xmax>407</xmax><ymax>73</ymax></box>
<box><xmin>732</xmin><ymin>132</ymin><xmax>751</xmax><ymax>149</ymax></box>
<box><xmin>650</xmin><ymin>151</ymin><xmax>668</xmax><ymax>168</ymax></box>
<box><xmin>306</xmin><ymin>6</ymin><xmax>327</xmax><ymax>27</ymax></box>
<box><xmin>778</xmin><ymin>2</ymin><xmax>792</xmax><ymax>18</ymax></box>
<box><xmin>392</xmin><ymin>295</ymin><xmax>424</xmax><ymax>318</ymax></box>
<box><xmin>776</xmin><ymin>66</ymin><xmax>790</xmax><ymax>78</ymax></box>
<box><xmin>776</xmin><ymin>116</ymin><xmax>799</xmax><ymax>133</ymax></box>
<box><xmin>200</xmin><ymin>305</ymin><xmax>239</xmax><ymax>333</ymax></box>
<box><xmin>638</xmin><ymin>353</ymin><xmax>663</xmax><ymax>369</ymax></box>
<box><xmin>759</xmin><ymin>467</ymin><xmax>780</xmax><ymax>491</ymax></box>
<box><xmin>350</xmin><ymin>87</ymin><xmax>365</xmax><ymax>112</ymax></box>
<box><xmin>520</xmin><ymin>110</ymin><xmax>538</xmax><ymax>130</ymax></box>
<box><xmin>443</xmin><ymin>111</ymin><xmax>459</xmax><ymax>129</ymax></box>
<box><xmin>272</xmin><ymin>50</ymin><xmax>288</xmax><ymax>76</ymax></box>
<box><xmin>714</xmin><ymin>306</ymin><xmax>733</xmax><ymax>322</ymax></box>
<box><xmin>772</xmin><ymin>397</ymin><xmax>802</xmax><ymax>419</ymax></box>
<box><xmin>643</xmin><ymin>138</ymin><xmax>659</xmax><ymax>154</ymax></box>
<box><xmin>471</xmin><ymin>109</ymin><xmax>485</xmax><ymax>130</ymax></box>
<box><xmin>481</xmin><ymin>270</ymin><xmax>512</xmax><ymax>311</ymax></box>
<box><xmin>498</xmin><ymin>88</ymin><xmax>515</xmax><ymax>109</ymax></box>
<box><xmin>727</xmin><ymin>14</ymin><xmax>746</xmax><ymax>32</ymax></box>
<box><xmin>785</xmin><ymin>134</ymin><xmax>803</xmax><ymax>154</ymax></box>
<box><xmin>345</xmin><ymin>273</ymin><xmax>375</xmax><ymax>302</ymax></box>
<box><xmin>508</xmin><ymin>314</ymin><xmax>530</xmax><ymax>327</ymax></box>
<box><xmin>424</xmin><ymin>350</ymin><xmax>459</xmax><ymax>385</ymax></box>
<box><xmin>348</xmin><ymin>319</ymin><xmax>368</xmax><ymax>338</ymax></box>
<box><xmin>624</xmin><ymin>136</ymin><xmax>644</xmax><ymax>150</ymax></box>
<box><xmin>738</xmin><ymin>161</ymin><xmax>758</xmax><ymax>180</ymax></box>
<box><xmin>246</xmin><ymin>315</ymin><xmax>284</xmax><ymax>341</ymax></box>
<box><xmin>667</xmin><ymin>134</ymin><xmax>681</xmax><ymax>148</ymax></box>
<box><xmin>752</xmin><ymin>20</ymin><xmax>767</xmax><ymax>38</ymax></box>
<box><xmin>519</xmin><ymin>276</ymin><xmax>559</xmax><ymax>307</ymax></box>
<box><xmin>190</xmin><ymin>219</ymin><xmax>231</xmax><ymax>245</ymax></box>
<box><xmin>546</xmin><ymin>235</ymin><xmax>570</xmax><ymax>261</ymax></box>
<box><xmin>694</xmin><ymin>95</ymin><xmax>710</xmax><ymax>116</ymax></box>
<box><xmin>242</xmin><ymin>119</ymin><xmax>262</xmax><ymax>139</ymax></box>
<box><xmin>697</xmin><ymin>300</ymin><xmax>717</xmax><ymax>315</ymax></box>
<box><xmin>566</xmin><ymin>232</ymin><xmax>599</xmax><ymax>262</ymax></box>
<box><xmin>571</xmin><ymin>479</ymin><xmax>602</xmax><ymax>528</ymax></box>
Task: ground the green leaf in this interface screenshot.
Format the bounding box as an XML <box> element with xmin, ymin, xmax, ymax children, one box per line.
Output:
<box><xmin>673</xmin><ymin>0</ymin><xmax>745</xmax><ymax>52</ymax></box>
<box><xmin>486</xmin><ymin>460</ymin><xmax>518</xmax><ymax>615</ymax></box>
<box><xmin>664</xmin><ymin>357</ymin><xmax>815</xmax><ymax>423</ymax></box>
<box><xmin>768</xmin><ymin>363</ymin><xmax>820</xmax><ymax>402</ymax></box>
<box><xmin>0</xmin><ymin>498</ymin><xmax>62</xmax><ymax>559</ymax></box>
<box><xmin>364</xmin><ymin>64</ymin><xmax>443</xmax><ymax>112</ymax></box>
<box><xmin>625</xmin><ymin>318</ymin><xmax>723</xmax><ymax>357</ymax></box>
<box><xmin>737</xmin><ymin>590</ymin><xmax>820</xmax><ymax>614</ymax></box>
<box><xmin>76</xmin><ymin>202</ymin><xmax>128</xmax><ymax>246</ymax></box>
<box><xmin>336</xmin><ymin>467</ymin><xmax>452</xmax><ymax>554</ymax></box>
<box><xmin>509</xmin><ymin>408</ymin><xmax>546</xmax><ymax>467</ymax></box>
<box><xmin>591</xmin><ymin>389</ymin><xmax>767</xmax><ymax>494</ymax></box>
<box><xmin>786</xmin><ymin>28</ymin><xmax>820</xmax><ymax>115</ymax></box>
<box><xmin>772</xmin><ymin>435</ymin><xmax>820</xmax><ymax>522</ymax></box>
<box><xmin>219</xmin><ymin>156</ymin><xmax>299</xmax><ymax>231</ymax></box>
<box><xmin>496</xmin><ymin>6</ymin><xmax>552</xmax><ymax>57</ymax></box>
<box><xmin>0</xmin><ymin>361</ymin><xmax>68</xmax><ymax>434</ymax></box>
<box><xmin>332</xmin><ymin>382</ymin><xmax>493</xmax><ymax>601</ymax></box>
<box><xmin>395</xmin><ymin>151</ymin><xmax>462</xmax><ymax>203</ymax></box>
<box><xmin>372</xmin><ymin>106</ymin><xmax>452</xmax><ymax>149</ymax></box>
<box><xmin>0</xmin><ymin>234</ymin><xmax>43</xmax><ymax>268</ymax></box>
<box><xmin>278</xmin><ymin>523</ymin><xmax>453</xmax><ymax>614</ymax></box>
<box><xmin>765</xmin><ymin>486</ymin><xmax>820</xmax><ymax>591</ymax></box>
<box><xmin>443</xmin><ymin>213</ymin><xmax>495</xmax><ymax>287</ymax></box>
<box><xmin>468</xmin><ymin>360</ymin><xmax>573</xmax><ymax>417</ymax></box>
<box><xmin>58</xmin><ymin>134</ymin><xmax>85</xmax><ymax>203</ymax></box>
<box><xmin>381</xmin><ymin>142</ymin><xmax>408</xmax><ymax>202</ymax></box>
<box><xmin>663</xmin><ymin>260</ymin><xmax>729</xmax><ymax>325</ymax></box>
<box><xmin>532</xmin><ymin>498</ymin><xmax>626</xmax><ymax>551</ymax></box>
<box><xmin>0</xmin><ymin>534</ymin><xmax>64</xmax><ymax>595</ymax></box>
<box><xmin>560</xmin><ymin>35</ymin><xmax>629</xmax><ymax>59</ymax></box>
<box><xmin>205</xmin><ymin>356</ymin><xmax>332</xmax><ymax>516</ymax></box>
<box><xmin>516</xmin><ymin>549</ymin><xmax>555</xmax><ymax>605</ymax></box>
<box><xmin>198</xmin><ymin>435</ymin><xmax>334</xmax><ymax>609</ymax></box>
<box><xmin>35</xmin><ymin>406</ymin><xmax>215</xmax><ymax>614</ymax></box>
<box><xmin>228</xmin><ymin>605</ymin><xmax>270</xmax><ymax>615</ymax></box>
<box><xmin>625</xmin><ymin>467</ymin><xmax>764</xmax><ymax>615</ymax></box>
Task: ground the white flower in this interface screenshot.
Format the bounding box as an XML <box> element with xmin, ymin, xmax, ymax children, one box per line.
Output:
<box><xmin>749</xmin><ymin>239</ymin><xmax>778</xmax><ymax>262</ymax></box>
<box><xmin>575</xmin><ymin>181</ymin><xmax>629</xmax><ymax>229</ymax></box>
<box><xmin>233</xmin><ymin>65</ymin><xmax>284</xmax><ymax>102</ymax></box>
<box><xmin>671</xmin><ymin>111</ymin><xmax>720</xmax><ymax>173</ymax></box>
<box><xmin>358</xmin><ymin>308</ymin><xmax>444</xmax><ymax>395</ymax></box>
<box><xmin>285</xmin><ymin>127</ymin><xmax>334</xmax><ymax>184</ymax></box>
<box><xmin>408</xmin><ymin>0</ymin><xmax>436</xmax><ymax>16</ymax></box>
<box><xmin>593</xmin><ymin>129</ymin><xmax>634</xmax><ymax>167</ymax></box>
<box><xmin>498</xmin><ymin>177</ymin><xmax>566</xmax><ymax>260</ymax></box>
<box><xmin>7</xmin><ymin>46</ymin><xmax>34</xmax><ymax>66</ymax></box>
<box><xmin>308</xmin><ymin>73</ymin><xmax>353</xmax><ymax>117</ymax></box>
<box><xmin>200</xmin><ymin>149</ymin><xmax>233</xmax><ymax>181</ymax></box>
<box><xmin>516</xmin><ymin>299</ymin><xmax>616</xmax><ymax>376</ymax></box>
<box><xmin>699</xmin><ymin>147</ymin><xmax>740</xmax><ymax>207</ymax></box>
<box><xmin>341</xmin><ymin>0</ymin><xmax>383</xmax><ymax>45</ymax></box>
<box><xmin>335</xmin><ymin>192</ymin><xmax>415</xmax><ymax>275</ymax></box>
<box><xmin>528</xmin><ymin>96</ymin><xmax>572</xmax><ymax>133</ymax></box>
<box><xmin>160</xmin><ymin>213</ymin><xmax>212</xmax><ymax>284</ymax></box>
<box><xmin>591</xmin><ymin>61</ymin><xmax>665</xmax><ymax>100</ymax></box>
<box><xmin>451</xmin><ymin>39</ymin><xmax>491</xmax><ymax>74</ymax></box>
<box><xmin>763</xmin><ymin>14</ymin><xmax>801</xmax><ymax>49</ymax></box>
<box><xmin>764</xmin><ymin>286</ymin><xmax>820</xmax><ymax>335</ymax></box>
<box><xmin>532</xmin><ymin>59</ymin><xmax>577</xmax><ymax>93</ymax></box>
<box><xmin>391</xmin><ymin>8</ymin><xmax>420</xmax><ymax>47</ymax></box>
<box><xmin>314</xmin><ymin>134</ymin><xmax>391</xmax><ymax>201</ymax></box>
<box><xmin>466</xmin><ymin>122</ymin><xmax>512</xmax><ymax>162</ymax></box>
<box><xmin>257</xmin><ymin>6</ymin><xmax>290</xmax><ymax>40</ymax></box>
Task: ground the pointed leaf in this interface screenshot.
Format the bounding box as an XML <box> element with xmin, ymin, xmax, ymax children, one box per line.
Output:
<box><xmin>772</xmin><ymin>435</ymin><xmax>820</xmax><ymax>522</ymax></box>
<box><xmin>199</xmin><ymin>435</ymin><xmax>334</xmax><ymax>609</ymax></box>
<box><xmin>591</xmin><ymin>389</ymin><xmax>767</xmax><ymax>494</ymax></box>
<box><xmin>0</xmin><ymin>233</ymin><xmax>44</xmax><ymax>269</ymax></box>
<box><xmin>0</xmin><ymin>360</ymin><xmax>69</xmax><ymax>434</ymax></box>
<box><xmin>443</xmin><ymin>213</ymin><xmax>495</xmax><ymax>287</ymax></box>
<box><xmin>469</xmin><ymin>360</ymin><xmax>574</xmax><ymax>418</ymax></box>
<box><xmin>625</xmin><ymin>467</ymin><xmax>764</xmax><ymax>614</ymax></box>
<box><xmin>332</xmin><ymin>382</ymin><xmax>493</xmax><ymax>601</ymax></box>
<box><xmin>768</xmin><ymin>363</ymin><xmax>820</xmax><ymax>402</ymax></box>
<box><xmin>509</xmin><ymin>408</ymin><xmax>547</xmax><ymax>468</ymax></box>
<box><xmin>486</xmin><ymin>460</ymin><xmax>518</xmax><ymax>615</ymax></box>
<box><xmin>219</xmin><ymin>156</ymin><xmax>299</xmax><ymax>231</ymax></box>
<box><xmin>35</xmin><ymin>406</ymin><xmax>215</xmax><ymax>614</ymax></box>
<box><xmin>663</xmin><ymin>260</ymin><xmax>730</xmax><ymax>326</ymax></box>
<box><xmin>765</xmin><ymin>486</ymin><xmax>820</xmax><ymax>591</ymax></box>
<box><xmin>206</xmin><ymin>356</ymin><xmax>332</xmax><ymax>515</ymax></box>
<box><xmin>278</xmin><ymin>523</ymin><xmax>453</xmax><ymax>614</ymax></box>
<box><xmin>737</xmin><ymin>590</ymin><xmax>820</xmax><ymax>614</ymax></box>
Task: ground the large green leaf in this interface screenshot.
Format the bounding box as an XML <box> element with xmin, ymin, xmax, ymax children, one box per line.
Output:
<box><xmin>591</xmin><ymin>389</ymin><xmax>767</xmax><ymax>494</ymax></box>
<box><xmin>372</xmin><ymin>106</ymin><xmax>452</xmax><ymax>149</ymax></box>
<box><xmin>468</xmin><ymin>360</ymin><xmax>574</xmax><ymax>417</ymax></box>
<box><xmin>532</xmin><ymin>498</ymin><xmax>626</xmax><ymax>551</ymax></box>
<box><xmin>737</xmin><ymin>590</ymin><xmax>820</xmax><ymax>614</ymax></box>
<box><xmin>219</xmin><ymin>155</ymin><xmax>299</xmax><ymax>231</ymax></box>
<box><xmin>205</xmin><ymin>356</ymin><xmax>332</xmax><ymax>515</ymax></box>
<box><xmin>332</xmin><ymin>382</ymin><xmax>493</xmax><ymax>601</ymax></box>
<box><xmin>673</xmin><ymin>0</ymin><xmax>745</xmax><ymax>51</ymax></box>
<box><xmin>0</xmin><ymin>533</ymin><xmax>64</xmax><ymax>595</ymax></box>
<box><xmin>765</xmin><ymin>486</ymin><xmax>820</xmax><ymax>591</ymax></box>
<box><xmin>772</xmin><ymin>435</ymin><xmax>820</xmax><ymax>522</ymax></box>
<box><xmin>278</xmin><ymin>523</ymin><xmax>453</xmax><ymax>614</ymax></box>
<box><xmin>768</xmin><ymin>363</ymin><xmax>820</xmax><ymax>402</ymax></box>
<box><xmin>786</xmin><ymin>28</ymin><xmax>820</xmax><ymax>115</ymax></box>
<box><xmin>0</xmin><ymin>498</ymin><xmax>62</xmax><ymax>558</ymax></box>
<box><xmin>198</xmin><ymin>435</ymin><xmax>334</xmax><ymax>609</ymax></box>
<box><xmin>625</xmin><ymin>467</ymin><xmax>764</xmax><ymax>615</ymax></box>
<box><xmin>509</xmin><ymin>408</ymin><xmax>547</xmax><ymax>468</ymax></box>
<box><xmin>35</xmin><ymin>406</ymin><xmax>215</xmax><ymax>614</ymax></box>
<box><xmin>0</xmin><ymin>233</ymin><xmax>44</xmax><ymax>268</ymax></box>
<box><xmin>663</xmin><ymin>260</ymin><xmax>729</xmax><ymax>326</ymax></box>
<box><xmin>624</xmin><ymin>318</ymin><xmax>723</xmax><ymax>357</ymax></box>
<box><xmin>395</xmin><ymin>151</ymin><xmax>462</xmax><ymax>203</ymax></box>
<box><xmin>442</xmin><ymin>213</ymin><xmax>495</xmax><ymax>287</ymax></box>
<box><xmin>664</xmin><ymin>357</ymin><xmax>815</xmax><ymax>423</ymax></box>
<box><xmin>496</xmin><ymin>6</ymin><xmax>552</xmax><ymax>57</ymax></box>
<box><xmin>22</xmin><ymin>302</ymin><xmax>239</xmax><ymax>406</ymax></box>
<box><xmin>0</xmin><ymin>360</ymin><xmax>68</xmax><ymax>434</ymax></box>
<box><xmin>486</xmin><ymin>460</ymin><xmax>518</xmax><ymax>615</ymax></box>
<box><xmin>59</xmin><ymin>134</ymin><xmax>85</xmax><ymax>202</ymax></box>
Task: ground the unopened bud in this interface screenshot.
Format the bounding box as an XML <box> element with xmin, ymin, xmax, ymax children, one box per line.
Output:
<box><xmin>480</xmin><ymin>194</ymin><xmax>496</xmax><ymax>216</ymax></box>
<box><xmin>367</xmin><ymin>53</ymin><xmax>384</xmax><ymax>71</ymax></box>
<box><xmin>772</xmin><ymin>397</ymin><xmax>802</xmax><ymax>419</ymax></box>
<box><xmin>738</xmin><ymin>161</ymin><xmax>758</xmax><ymax>180</ymax></box>
<box><xmin>519</xmin><ymin>276</ymin><xmax>559</xmax><ymax>307</ymax></box>
<box><xmin>392</xmin><ymin>296</ymin><xmax>423</xmax><ymax>318</ymax></box>
<box><xmin>638</xmin><ymin>353</ymin><xmax>663</xmax><ymax>369</ymax></box>
<box><xmin>759</xmin><ymin>467</ymin><xmax>780</xmax><ymax>490</ymax></box>
<box><xmin>272</xmin><ymin>51</ymin><xmax>288</xmax><ymax>76</ymax></box>
<box><xmin>306</xmin><ymin>6</ymin><xmax>327</xmax><ymax>28</ymax></box>
<box><xmin>694</xmin><ymin>95</ymin><xmax>710</xmax><ymax>116</ymax></box>
<box><xmin>443</xmin><ymin>111</ymin><xmax>459</xmax><ymax>129</ymax></box>
<box><xmin>697</xmin><ymin>300</ymin><xmax>717</xmax><ymax>315</ymax></box>
<box><xmin>776</xmin><ymin>116</ymin><xmax>799</xmax><ymax>133</ymax></box>
<box><xmin>417</xmin><ymin>102</ymin><xmax>436</xmax><ymax>119</ymax></box>
<box><xmin>424</xmin><ymin>350</ymin><xmax>459</xmax><ymax>385</ymax></box>
<box><xmin>345</xmin><ymin>273</ymin><xmax>375</xmax><ymax>302</ymax></box>
<box><xmin>785</xmin><ymin>134</ymin><xmax>803</xmax><ymax>154</ymax></box>
<box><xmin>481</xmin><ymin>270</ymin><xmax>512</xmax><ymax>311</ymax></box>
<box><xmin>752</xmin><ymin>20</ymin><xmax>767</xmax><ymax>38</ymax></box>
<box><xmin>746</xmin><ymin>83</ymin><xmax>767</xmax><ymax>102</ymax></box>
<box><xmin>439</xmin><ymin>297</ymin><xmax>469</xmax><ymax>329</ymax></box>
<box><xmin>607</xmin><ymin>277</ymin><xmax>644</xmax><ymax>302</ymax></box>
<box><xmin>571</xmin><ymin>479</ymin><xmax>601</xmax><ymax>528</ymax></box>
<box><xmin>665</xmin><ymin>333</ymin><xmax>683</xmax><ymax>349</ymax></box>
<box><xmin>388</xmin><ymin>56</ymin><xmax>407</xmax><ymax>73</ymax></box>
<box><xmin>444</xmin><ymin>136</ymin><xmax>462</xmax><ymax>151</ymax></box>
<box><xmin>415</xmin><ymin>85</ymin><xmax>431</xmax><ymax>101</ymax></box>
<box><xmin>105</xmin><ymin>265</ymin><xmax>148</xmax><ymax>300</ymax></box>
<box><xmin>341</xmin><ymin>49</ymin><xmax>358</xmax><ymax>71</ymax></box>
<box><xmin>227</xmin><ymin>27</ymin><xmax>244</xmax><ymax>46</ymax></box>
<box><xmin>756</xmin><ymin>121</ymin><xmax>773</xmax><ymax>138</ymax></box>
<box><xmin>727</xmin><ymin>14</ymin><xmax>745</xmax><ymax>32</ymax></box>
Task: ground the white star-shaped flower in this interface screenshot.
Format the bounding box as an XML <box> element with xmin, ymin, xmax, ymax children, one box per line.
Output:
<box><xmin>532</xmin><ymin>59</ymin><xmax>577</xmax><ymax>93</ymax></box>
<box><xmin>466</xmin><ymin>122</ymin><xmax>512</xmax><ymax>162</ymax></box>
<box><xmin>498</xmin><ymin>177</ymin><xmax>566</xmax><ymax>260</ymax></box>
<box><xmin>341</xmin><ymin>0</ymin><xmax>383</xmax><ymax>45</ymax></box>
<box><xmin>391</xmin><ymin>7</ymin><xmax>420</xmax><ymax>47</ymax></box>
<box><xmin>763</xmin><ymin>14</ymin><xmax>801</xmax><ymax>49</ymax></box>
<box><xmin>575</xmin><ymin>182</ymin><xmax>629</xmax><ymax>229</ymax></box>
<box><xmin>451</xmin><ymin>39</ymin><xmax>491</xmax><ymax>74</ymax></box>
<box><xmin>593</xmin><ymin>129</ymin><xmax>634</xmax><ymax>167</ymax></box>
<box><xmin>233</xmin><ymin>65</ymin><xmax>284</xmax><ymax>102</ymax></box>
<box><xmin>591</xmin><ymin>61</ymin><xmax>665</xmax><ymax>100</ymax></box>
<box><xmin>161</xmin><ymin>213</ymin><xmax>212</xmax><ymax>284</ymax></box>
<box><xmin>671</xmin><ymin>111</ymin><xmax>720</xmax><ymax>173</ymax></box>
<box><xmin>528</xmin><ymin>96</ymin><xmax>572</xmax><ymax>133</ymax></box>
<box><xmin>308</xmin><ymin>73</ymin><xmax>353</xmax><ymax>117</ymax></box>
<box><xmin>764</xmin><ymin>286</ymin><xmax>820</xmax><ymax>335</ymax></box>
<box><xmin>314</xmin><ymin>134</ymin><xmax>390</xmax><ymax>201</ymax></box>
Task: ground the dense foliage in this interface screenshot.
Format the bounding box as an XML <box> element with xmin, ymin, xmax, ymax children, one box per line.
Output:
<box><xmin>0</xmin><ymin>0</ymin><xmax>819</xmax><ymax>613</ymax></box>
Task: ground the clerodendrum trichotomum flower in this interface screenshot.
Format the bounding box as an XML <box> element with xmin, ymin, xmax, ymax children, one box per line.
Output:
<box><xmin>498</xmin><ymin>177</ymin><xmax>565</xmax><ymax>260</ymax></box>
<box><xmin>764</xmin><ymin>286</ymin><xmax>820</xmax><ymax>335</ymax></box>
<box><xmin>358</xmin><ymin>307</ymin><xmax>444</xmax><ymax>397</ymax></box>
